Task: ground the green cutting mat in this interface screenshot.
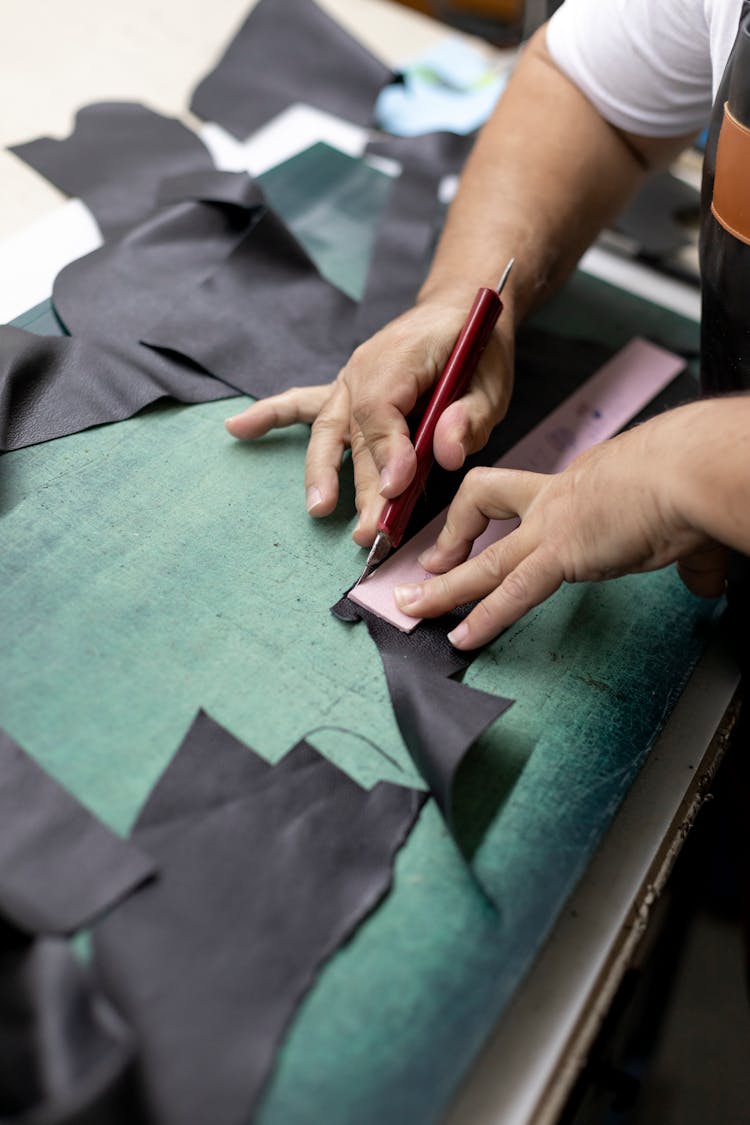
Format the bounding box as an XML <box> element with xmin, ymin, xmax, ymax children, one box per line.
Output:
<box><xmin>0</xmin><ymin>144</ymin><xmax>717</xmax><ymax>1123</ymax></box>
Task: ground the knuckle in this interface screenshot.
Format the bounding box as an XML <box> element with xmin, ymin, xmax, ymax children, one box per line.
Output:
<box><xmin>352</xmin><ymin>397</ymin><xmax>379</xmax><ymax>431</ymax></box>
<box><xmin>349</xmin><ymin>429</ymin><xmax>371</xmax><ymax>463</ymax></box>
<box><xmin>501</xmin><ymin>568</ymin><xmax>529</xmax><ymax>605</ymax></box>
<box><xmin>310</xmin><ymin>412</ymin><xmax>342</xmax><ymax>435</ymax></box>
<box><xmin>462</xmin><ymin>465</ymin><xmax>490</xmax><ymax>499</ymax></box>
<box><xmin>441</xmin><ymin>509</ymin><xmax>461</xmax><ymax>542</ymax></box>
<box><xmin>477</xmin><ymin>546</ymin><xmax>506</xmax><ymax>585</ymax></box>
<box><xmin>434</xmin><ymin>572</ymin><xmax>455</xmax><ymax>603</ymax></box>
<box><xmin>473</xmin><ymin>598</ymin><xmax>497</xmax><ymax>630</ymax></box>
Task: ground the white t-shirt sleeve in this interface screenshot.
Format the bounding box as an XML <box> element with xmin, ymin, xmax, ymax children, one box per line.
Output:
<box><xmin>546</xmin><ymin>0</ymin><xmax>717</xmax><ymax>138</ymax></box>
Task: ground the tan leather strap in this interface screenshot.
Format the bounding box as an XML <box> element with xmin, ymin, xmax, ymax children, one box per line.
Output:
<box><xmin>712</xmin><ymin>101</ymin><xmax>750</xmax><ymax>246</ymax></box>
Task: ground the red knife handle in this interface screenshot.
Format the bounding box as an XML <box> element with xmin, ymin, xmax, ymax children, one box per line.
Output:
<box><xmin>377</xmin><ymin>285</ymin><xmax>503</xmax><ymax>550</ymax></box>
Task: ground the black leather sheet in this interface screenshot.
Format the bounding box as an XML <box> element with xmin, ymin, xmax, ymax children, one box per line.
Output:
<box><xmin>53</xmin><ymin>170</ymin><xmax>265</xmax><ymax>347</ymax></box>
<box><xmin>331</xmin><ymin>596</ymin><xmax>513</xmax><ymax>826</ymax></box>
<box><xmin>0</xmin><ymin>728</ymin><xmax>154</xmax><ymax>935</ymax></box>
<box><xmin>190</xmin><ymin>0</ymin><xmax>392</xmax><ymax>138</ymax></box>
<box><xmin>3</xmin><ymin>102</ymin><xmax>479</xmax><ymax>451</ymax></box>
<box><xmin>0</xmin><ymin>927</ymin><xmax>138</xmax><ymax>1125</ymax></box>
<box><xmin>0</xmin><ymin>326</ymin><xmax>234</xmax><ymax>452</ymax></box>
<box><xmin>142</xmin><ymin>203</ymin><xmax>359</xmax><ymax>397</ymax></box>
<box><xmin>0</xmin><ymin>168</ymin><xmax>366</xmax><ymax>450</ymax></box>
<box><xmin>11</xmin><ymin>103</ymin><xmax>214</xmax><ymax>240</ymax></box>
<box><xmin>2</xmin><ymin>172</ymin><xmax>335</xmax><ymax>451</ymax></box>
<box><xmin>92</xmin><ymin>711</ymin><xmax>425</xmax><ymax>1125</ymax></box>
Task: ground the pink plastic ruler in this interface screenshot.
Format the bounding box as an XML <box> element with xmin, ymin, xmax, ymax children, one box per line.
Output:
<box><xmin>349</xmin><ymin>337</ymin><xmax>686</xmax><ymax>632</ymax></box>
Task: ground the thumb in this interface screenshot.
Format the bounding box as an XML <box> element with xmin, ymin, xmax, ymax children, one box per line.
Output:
<box><xmin>433</xmin><ymin>343</ymin><xmax>513</xmax><ymax>469</ymax></box>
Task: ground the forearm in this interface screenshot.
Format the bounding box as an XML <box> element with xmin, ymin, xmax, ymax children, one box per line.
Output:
<box><xmin>418</xmin><ymin>25</ymin><xmax>685</xmax><ymax>327</ymax></box>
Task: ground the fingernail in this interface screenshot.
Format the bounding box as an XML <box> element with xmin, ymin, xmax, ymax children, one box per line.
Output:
<box><xmin>456</xmin><ymin>441</ymin><xmax>466</xmax><ymax>465</ymax></box>
<box><xmin>306</xmin><ymin>486</ymin><xmax>323</xmax><ymax>512</ymax></box>
<box><xmin>379</xmin><ymin>467</ymin><xmax>393</xmax><ymax>494</ymax></box>
<box><xmin>447</xmin><ymin>622</ymin><xmax>470</xmax><ymax>648</ymax></box>
<box><xmin>417</xmin><ymin>548</ymin><xmax>437</xmax><ymax>570</ymax></box>
<box><xmin>394</xmin><ymin>583</ymin><xmax>422</xmax><ymax>609</ymax></box>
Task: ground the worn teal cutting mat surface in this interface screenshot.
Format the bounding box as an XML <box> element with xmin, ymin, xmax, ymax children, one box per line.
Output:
<box><xmin>1</xmin><ymin>145</ymin><xmax>717</xmax><ymax>1123</ymax></box>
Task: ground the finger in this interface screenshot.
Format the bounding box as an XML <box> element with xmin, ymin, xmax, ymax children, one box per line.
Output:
<box><xmin>395</xmin><ymin>526</ymin><xmax>535</xmax><ymax>618</ymax></box>
<box><xmin>433</xmin><ymin>361</ymin><xmax>513</xmax><ymax>469</ymax></box>
<box><xmin>446</xmin><ymin>549</ymin><xmax>564</xmax><ymax>649</ymax></box>
<box><xmin>352</xmin><ymin>398</ymin><xmax>417</xmax><ymax>498</ymax></box>
<box><xmin>225</xmin><ymin>385</ymin><xmax>330</xmax><ymax>438</ymax></box>
<box><xmin>350</xmin><ymin>427</ymin><xmax>384</xmax><ymax>547</ymax></box>
<box><xmin>304</xmin><ymin>385</ymin><xmax>351</xmax><ymax>516</ymax></box>
<box><xmin>418</xmin><ymin>467</ymin><xmax>543</xmax><ymax>573</ymax></box>
<box><xmin>677</xmin><ymin>545</ymin><xmax>728</xmax><ymax>598</ymax></box>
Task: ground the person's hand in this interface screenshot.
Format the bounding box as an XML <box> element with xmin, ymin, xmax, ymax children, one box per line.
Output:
<box><xmin>392</xmin><ymin>408</ymin><xmax>728</xmax><ymax>650</ymax></box>
<box><xmin>224</xmin><ymin>294</ymin><xmax>515</xmax><ymax>546</ymax></box>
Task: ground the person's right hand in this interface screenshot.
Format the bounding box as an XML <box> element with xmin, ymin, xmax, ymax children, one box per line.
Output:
<box><xmin>224</xmin><ymin>292</ymin><xmax>516</xmax><ymax>546</ymax></box>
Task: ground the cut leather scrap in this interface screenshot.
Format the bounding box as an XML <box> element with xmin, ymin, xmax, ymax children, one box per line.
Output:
<box><xmin>0</xmin><ymin>925</ymin><xmax>139</xmax><ymax>1124</ymax></box>
<box><xmin>0</xmin><ymin>728</ymin><xmax>154</xmax><ymax>936</ymax></box>
<box><xmin>93</xmin><ymin>711</ymin><xmax>425</xmax><ymax>1125</ymax></box>
<box><xmin>377</xmin><ymin>661</ymin><xmax>512</xmax><ymax>825</ymax></box>
<box><xmin>141</xmin><ymin>203</ymin><xmax>359</xmax><ymax>397</ymax></box>
<box><xmin>330</xmin><ymin>596</ymin><xmax>513</xmax><ymax>828</ymax></box>
<box><xmin>711</xmin><ymin>101</ymin><xmax>750</xmax><ymax>246</ymax></box>
<box><xmin>190</xmin><ymin>0</ymin><xmax>392</xmax><ymax>139</ymax></box>
<box><xmin>10</xmin><ymin>103</ymin><xmax>214</xmax><ymax>240</ymax></box>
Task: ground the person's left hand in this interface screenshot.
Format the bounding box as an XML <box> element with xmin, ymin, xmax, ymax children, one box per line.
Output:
<box><xmin>392</xmin><ymin>409</ymin><xmax>728</xmax><ymax>650</ymax></box>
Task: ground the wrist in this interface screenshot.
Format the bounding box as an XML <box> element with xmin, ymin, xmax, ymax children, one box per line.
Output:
<box><xmin>653</xmin><ymin>399</ymin><xmax>748</xmax><ymax>549</ymax></box>
<box><xmin>416</xmin><ymin>276</ymin><xmax>520</xmax><ymax>336</ymax></box>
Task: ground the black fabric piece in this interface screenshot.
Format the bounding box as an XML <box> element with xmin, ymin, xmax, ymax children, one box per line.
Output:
<box><xmin>10</xmin><ymin>103</ymin><xmax>214</xmax><ymax>240</ymax></box>
<box><xmin>190</xmin><ymin>0</ymin><xmax>392</xmax><ymax>139</ymax></box>
<box><xmin>331</xmin><ymin>597</ymin><xmax>512</xmax><ymax>824</ymax></box>
<box><xmin>354</xmin><ymin>159</ymin><xmax>441</xmax><ymax>340</ymax></box>
<box><xmin>0</xmin><ymin>925</ymin><xmax>139</xmax><ymax>1124</ymax></box>
<box><xmin>0</xmin><ymin>728</ymin><xmax>154</xmax><ymax>935</ymax></box>
<box><xmin>141</xmin><ymin>204</ymin><xmax>359</xmax><ymax>397</ymax></box>
<box><xmin>92</xmin><ymin>711</ymin><xmax>424</xmax><ymax>1125</ymax></box>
